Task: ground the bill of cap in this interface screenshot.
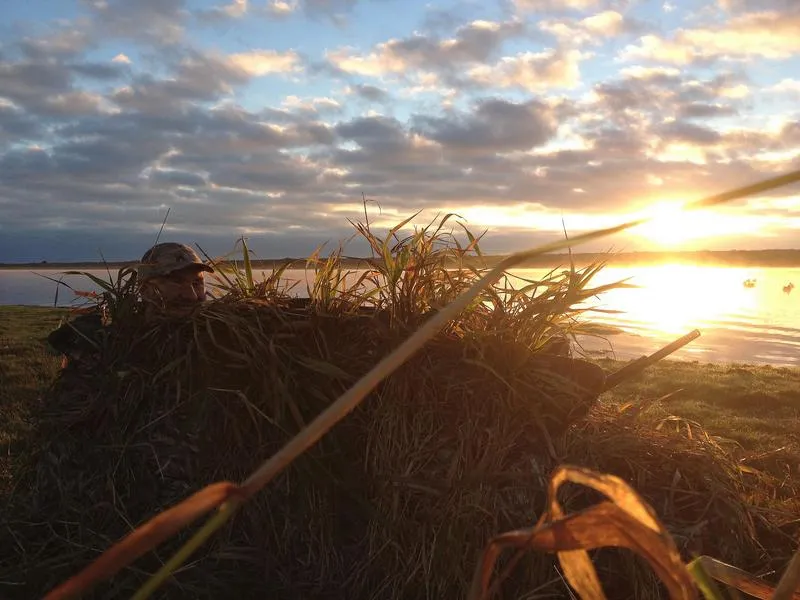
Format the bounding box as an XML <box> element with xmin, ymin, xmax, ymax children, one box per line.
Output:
<box><xmin>138</xmin><ymin>242</ymin><xmax>215</xmax><ymax>280</ymax></box>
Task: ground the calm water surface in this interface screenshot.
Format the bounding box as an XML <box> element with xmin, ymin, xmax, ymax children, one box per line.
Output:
<box><xmin>1</xmin><ymin>265</ymin><xmax>798</xmax><ymax>366</ymax></box>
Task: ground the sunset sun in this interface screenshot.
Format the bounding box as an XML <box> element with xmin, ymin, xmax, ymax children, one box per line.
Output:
<box><xmin>632</xmin><ymin>200</ymin><xmax>755</xmax><ymax>248</ymax></box>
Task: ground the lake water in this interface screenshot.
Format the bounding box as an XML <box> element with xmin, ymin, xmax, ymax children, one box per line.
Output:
<box><xmin>1</xmin><ymin>264</ymin><xmax>799</xmax><ymax>366</ymax></box>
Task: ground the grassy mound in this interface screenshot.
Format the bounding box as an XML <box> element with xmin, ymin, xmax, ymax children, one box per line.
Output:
<box><xmin>0</xmin><ymin>218</ymin><xmax>793</xmax><ymax>599</ymax></box>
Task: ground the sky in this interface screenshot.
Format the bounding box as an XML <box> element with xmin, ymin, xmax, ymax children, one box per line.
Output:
<box><xmin>0</xmin><ymin>0</ymin><xmax>799</xmax><ymax>262</ymax></box>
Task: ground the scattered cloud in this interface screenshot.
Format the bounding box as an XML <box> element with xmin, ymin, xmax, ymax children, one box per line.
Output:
<box><xmin>678</xmin><ymin>102</ymin><xmax>738</xmax><ymax>119</ymax></box>
<box><xmin>623</xmin><ymin>12</ymin><xmax>800</xmax><ymax>64</ymax></box>
<box><xmin>282</xmin><ymin>95</ymin><xmax>341</xmax><ymax>114</ymax></box>
<box><xmin>718</xmin><ymin>0</ymin><xmax>800</xmax><ymax>12</ymax></box>
<box><xmin>227</xmin><ymin>50</ymin><xmax>300</xmax><ymax>76</ymax></box>
<box><xmin>345</xmin><ymin>83</ymin><xmax>390</xmax><ymax>103</ymax></box>
<box><xmin>540</xmin><ymin>11</ymin><xmax>628</xmax><ymax>45</ymax></box>
<box><xmin>197</xmin><ymin>0</ymin><xmax>249</xmax><ymax>21</ymax></box>
<box><xmin>1</xmin><ymin>0</ymin><xmax>800</xmax><ymax>261</ymax></box>
<box><xmin>268</xmin><ymin>0</ymin><xmax>299</xmax><ymax>16</ymax></box>
<box><xmin>412</xmin><ymin>99</ymin><xmax>557</xmax><ymax>153</ymax></box>
<box><xmin>83</xmin><ymin>0</ymin><xmax>188</xmax><ymax>45</ymax></box>
<box><xmin>106</xmin><ymin>49</ymin><xmax>300</xmax><ymax>115</ymax></box>
<box><xmin>769</xmin><ymin>78</ymin><xmax>800</xmax><ymax>96</ymax></box>
<box><xmin>19</xmin><ymin>29</ymin><xmax>92</xmax><ymax>59</ymax></box>
<box><xmin>468</xmin><ymin>49</ymin><xmax>583</xmax><ymax>91</ymax></box>
<box><xmin>514</xmin><ymin>0</ymin><xmax>602</xmax><ymax>11</ymax></box>
<box><xmin>326</xmin><ymin>19</ymin><xmax>526</xmax><ymax>77</ymax></box>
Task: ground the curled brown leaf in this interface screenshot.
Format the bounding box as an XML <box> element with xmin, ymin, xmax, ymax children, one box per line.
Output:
<box><xmin>470</xmin><ymin>466</ymin><xmax>697</xmax><ymax>600</ymax></box>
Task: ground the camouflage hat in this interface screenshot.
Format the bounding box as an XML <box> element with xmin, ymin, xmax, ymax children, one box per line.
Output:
<box><xmin>138</xmin><ymin>242</ymin><xmax>214</xmax><ymax>281</ymax></box>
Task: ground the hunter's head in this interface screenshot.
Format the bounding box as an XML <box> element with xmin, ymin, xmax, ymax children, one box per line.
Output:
<box><xmin>138</xmin><ymin>243</ymin><xmax>214</xmax><ymax>314</ymax></box>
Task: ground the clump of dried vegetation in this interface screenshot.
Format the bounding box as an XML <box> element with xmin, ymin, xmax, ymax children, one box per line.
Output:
<box><xmin>1</xmin><ymin>213</ymin><xmax>798</xmax><ymax>599</ymax></box>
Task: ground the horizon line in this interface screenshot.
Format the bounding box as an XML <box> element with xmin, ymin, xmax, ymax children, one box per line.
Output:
<box><xmin>3</xmin><ymin>248</ymin><xmax>800</xmax><ymax>268</ymax></box>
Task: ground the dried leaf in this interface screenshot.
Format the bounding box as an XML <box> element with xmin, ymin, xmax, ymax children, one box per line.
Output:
<box><xmin>470</xmin><ymin>466</ymin><xmax>696</xmax><ymax>600</ymax></box>
<box><xmin>693</xmin><ymin>555</ymin><xmax>800</xmax><ymax>600</ymax></box>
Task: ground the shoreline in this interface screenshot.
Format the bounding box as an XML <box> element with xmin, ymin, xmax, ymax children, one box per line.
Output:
<box><xmin>2</xmin><ymin>249</ymin><xmax>800</xmax><ymax>270</ymax></box>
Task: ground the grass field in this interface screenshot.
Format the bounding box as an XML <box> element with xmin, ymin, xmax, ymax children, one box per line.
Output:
<box><xmin>0</xmin><ymin>306</ymin><xmax>64</xmax><ymax>498</ymax></box>
<box><xmin>2</xmin><ymin>304</ymin><xmax>798</xmax><ymax>500</ymax></box>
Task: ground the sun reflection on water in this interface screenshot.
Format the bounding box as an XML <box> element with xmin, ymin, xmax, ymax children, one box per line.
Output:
<box><xmin>582</xmin><ymin>264</ymin><xmax>761</xmax><ymax>336</ymax></box>
<box><xmin>512</xmin><ymin>263</ymin><xmax>800</xmax><ymax>365</ymax></box>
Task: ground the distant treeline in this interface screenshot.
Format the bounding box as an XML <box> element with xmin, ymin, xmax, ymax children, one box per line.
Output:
<box><xmin>3</xmin><ymin>249</ymin><xmax>800</xmax><ymax>270</ymax></box>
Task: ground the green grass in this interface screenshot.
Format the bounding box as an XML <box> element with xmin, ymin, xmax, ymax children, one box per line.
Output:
<box><xmin>598</xmin><ymin>358</ymin><xmax>800</xmax><ymax>460</ymax></box>
<box><xmin>0</xmin><ymin>306</ymin><xmax>65</xmax><ymax>498</ymax></box>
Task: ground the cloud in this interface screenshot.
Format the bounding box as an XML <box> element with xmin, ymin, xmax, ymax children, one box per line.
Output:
<box><xmin>227</xmin><ymin>50</ymin><xmax>300</xmax><ymax>76</ymax></box>
<box><xmin>198</xmin><ymin>0</ymin><xmax>356</xmax><ymax>21</ymax></box>
<box><xmin>282</xmin><ymin>95</ymin><xmax>341</xmax><ymax>114</ymax></box>
<box><xmin>718</xmin><ymin>0</ymin><xmax>800</xmax><ymax>12</ymax></box>
<box><xmin>268</xmin><ymin>0</ymin><xmax>299</xmax><ymax>16</ymax></box>
<box><xmin>326</xmin><ymin>19</ymin><xmax>526</xmax><ymax>77</ymax></box>
<box><xmin>2</xmin><ymin>0</ymin><xmax>800</xmax><ymax>262</ymax></box>
<box><xmin>346</xmin><ymin>84</ymin><xmax>390</xmax><ymax>103</ymax></box>
<box><xmin>148</xmin><ymin>168</ymin><xmax>208</xmax><ymax>188</ymax></box>
<box><xmin>622</xmin><ymin>12</ymin><xmax>800</xmax><ymax>64</ymax></box>
<box><xmin>468</xmin><ymin>49</ymin><xmax>583</xmax><ymax>91</ymax></box>
<box><xmin>303</xmin><ymin>0</ymin><xmax>358</xmax><ymax>16</ymax></box>
<box><xmin>1</xmin><ymin>85</ymin><xmax>796</xmax><ymax>261</ymax></box>
<box><xmin>514</xmin><ymin>0</ymin><xmax>603</xmax><ymax>12</ymax></box>
<box><xmin>335</xmin><ymin>115</ymin><xmax>412</xmax><ymax>153</ymax></box>
<box><xmin>411</xmin><ymin>99</ymin><xmax>557</xmax><ymax>153</ymax></box>
<box><xmin>41</xmin><ymin>91</ymin><xmax>117</xmax><ymax>117</ymax></box>
<box><xmin>82</xmin><ymin>0</ymin><xmax>188</xmax><ymax>45</ymax></box>
<box><xmin>0</xmin><ymin>61</ymin><xmax>73</xmax><ymax>107</ymax></box>
<box><xmin>540</xmin><ymin>11</ymin><xmax>629</xmax><ymax>45</ymax></box>
<box><xmin>656</xmin><ymin>121</ymin><xmax>723</xmax><ymax>146</ymax></box>
<box><xmin>0</xmin><ymin>102</ymin><xmax>41</xmax><ymax>148</ymax></box>
<box><xmin>769</xmin><ymin>78</ymin><xmax>800</xmax><ymax>97</ymax></box>
<box><xmin>0</xmin><ymin>57</ymin><xmax>123</xmax><ymax>117</ymax></box>
<box><xmin>588</xmin><ymin>68</ymin><xmax>749</xmax><ymax>122</ymax></box>
<box><xmin>678</xmin><ymin>102</ymin><xmax>738</xmax><ymax>119</ymax></box>
<box><xmin>109</xmin><ymin>49</ymin><xmax>300</xmax><ymax>113</ymax></box>
<box><xmin>71</xmin><ymin>62</ymin><xmax>129</xmax><ymax>80</ymax></box>
<box><xmin>19</xmin><ymin>29</ymin><xmax>92</xmax><ymax>59</ymax></box>
<box><xmin>198</xmin><ymin>0</ymin><xmax>248</xmax><ymax>21</ymax></box>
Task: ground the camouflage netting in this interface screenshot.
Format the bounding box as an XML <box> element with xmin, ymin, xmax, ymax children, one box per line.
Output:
<box><xmin>0</xmin><ymin>297</ymin><xmax>780</xmax><ymax>599</ymax></box>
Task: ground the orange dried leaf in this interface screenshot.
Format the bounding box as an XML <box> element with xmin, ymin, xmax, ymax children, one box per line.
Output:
<box><xmin>470</xmin><ymin>466</ymin><xmax>697</xmax><ymax>600</ymax></box>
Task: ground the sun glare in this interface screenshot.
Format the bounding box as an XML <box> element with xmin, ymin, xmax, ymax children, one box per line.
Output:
<box><xmin>633</xmin><ymin>201</ymin><xmax>702</xmax><ymax>246</ymax></box>
<box><xmin>580</xmin><ymin>264</ymin><xmax>760</xmax><ymax>337</ymax></box>
<box><xmin>632</xmin><ymin>200</ymin><xmax>755</xmax><ymax>248</ymax></box>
